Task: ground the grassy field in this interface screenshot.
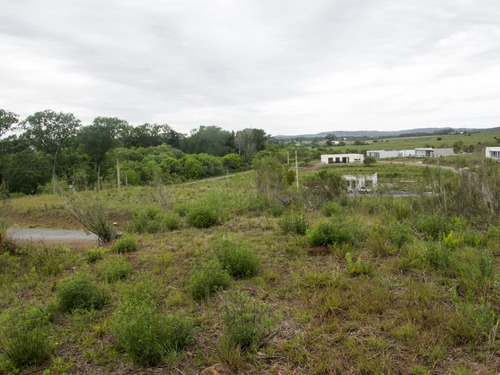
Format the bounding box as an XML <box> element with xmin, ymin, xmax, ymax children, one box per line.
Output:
<box><xmin>1</xmin><ymin>164</ymin><xmax>499</xmax><ymax>374</ymax></box>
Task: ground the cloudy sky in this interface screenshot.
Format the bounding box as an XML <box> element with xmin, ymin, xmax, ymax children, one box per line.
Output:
<box><xmin>1</xmin><ymin>0</ymin><xmax>499</xmax><ymax>135</ymax></box>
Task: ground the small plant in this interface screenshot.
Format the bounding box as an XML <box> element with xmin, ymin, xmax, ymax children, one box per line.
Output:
<box><xmin>392</xmin><ymin>199</ymin><xmax>412</xmax><ymax>221</ymax></box>
<box><xmin>367</xmin><ymin>227</ymin><xmax>396</xmax><ymax>257</ymax></box>
<box><xmin>221</xmin><ymin>293</ymin><xmax>276</xmax><ymax>349</ymax></box>
<box><xmin>417</xmin><ymin>213</ymin><xmax>451</xmax><ymax>240</ymax></box>
<box><xmin>2</xmin><ymin>326</ymin><xmax>52</xmax><ymax>370</ymax></box>
<box><xmin>321</xmin><ymin>201</ymin><xmax>342</xmax><ymax>217</ymax></box>
<box><xmin>113</xmin><ymin>292</ymin><xmax>193</xmax><ymax>366</ymax></box>
<box><xmin>306</xmin><ymin>221</ymin><xmax>356</xmax><ymax>247</ymax></box>
<box><xmin>56</xmin><ymin>272</ymin><xmax>106</xmax><ymax>312</ymax></box>
<box><xmin>162</xmin><ymin>213</ymin><xmax>180</xmax><ymax>231</ymax></box>
<box><xmin>86</xmin><ymin>247</ymin><xmax>105</xmax><ymax>263</ymax></box>
<box><xmin>442</xmin><ymin>230</ymin><xmax>460</xmax><ymax>249</ymax></box>
<box><xmin>97</xmin><ymin>256</ymin><xmax>132</xmax><ymax>282</ymax></box>
<box><xmin>278</xmin><ymin>211</ymin><xmax>309</xmax><ymax>235</ymax></box>
<box><xmin>129</xmin><ymin>207</ymin><xmax>180</xmax><ymax>233</ymax></box>
<box><xmin>213</xmin><ymin>238</ymin><xmax>259</xmax><ymax>279</ymax></box>
<box><xmin>186</xmin><ymin>205</ymin><xmax>219</xmax><ymax>228</ymax></box>
<box><xmin>345</xmin><ymin>252</ymin><xmax>373</xmax><ymax>276</ymax></box>
<box><xmin>110</xmin><ymin>236</ymin><xmax>137</xmax><ymax>254</ymax></box>
<box><xmin>187</xmin><ymin>258</ymin><xmax>231</xmax><ymax>299</ymax></box>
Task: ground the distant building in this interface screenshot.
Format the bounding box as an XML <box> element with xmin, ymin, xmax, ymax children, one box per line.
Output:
<box><xmin>321</xmin><ymin>154</ymin><xmax>364</xmax><ymax>164</ymax></box>
<box><xmin>397</xmin><ymin>150</ymin><xmax>416</xmax><ymax>157</ymax></box>
<box><xmin>366</xmin><ymin>150</ymin><xmax>398</xmax><ymax>159</ymax></box>
<box><xmin>343</xmin><ymin>173</ymin><xmax>378</xmax><ymax>193</ymax></box>
<box><xmin>485</xmin><ymin>147</ymin><xmax>500</xmax><ymax>160</ymax></box>
<box><xmin>415</xmin><ymin>148</ymin><xmax>453</xmax><ymax>158</ymax></box>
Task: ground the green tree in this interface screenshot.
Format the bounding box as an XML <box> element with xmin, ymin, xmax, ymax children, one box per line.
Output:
<box><xmin>363</xmin><ymin>156</ymin><xmax>376</xmax><ymax>166</ymax></box>
<box><xmin>21</xmin><ymin>110</ymin><xmax>80</xmax><ymax>180</ymax></box>
<box><xmin>77</xmin><ymin>117</ymin><xmax>125</xmax><ymax>186</ymax></box>
<box><xmin>182</xmin><ymin>126</ymin><xmax>235</xmax><ymax>156</ymax></box>
<box><xmin>4</xmin><ymin>149</ymin><xmax>51</xmax><ymax>194</ymax></box>
<box><xmin>234</xmin><ymin>128</ymin><xmax>268</xmax><ymax>157</ymax></box>
<box><xmin>0</xmin><ymin>109</ymin><xmax>18</xmax><ymax>138</ymax></box>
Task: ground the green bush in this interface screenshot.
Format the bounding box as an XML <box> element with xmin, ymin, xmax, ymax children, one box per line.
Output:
<box><xmin>2</xmin><ymin>326</ymin><xmax>52</xmax><ymax>369</ymax></box>
<box><xmin>392</xmin><ymin>199</ymin><xmax>412</xmax><ymax>221</ymax></box>
<box><xmin>213</xmin><ymin>238</ymin><xmax>259</xmax><ymax>279</ymax></box>
<box><xmin>321</xmin><ymin>201</ymin><xmax>342</xmax><ymax>217</ymax></box>
<box><xmin>86</xmin><ymin>247</ymin><xmax>105</xmax><ymax>263</ymax></box>
<box><xmin>110</xmin><ymin>236</ymin><xmax>138</xmax><ymax>254</ymax></box>
<box><xmin>113</xmin><ymin>292</ymin><xmax>193</xmax><ymax>366</ymax></box>
<box><xmin>222</xmin><ymin>293</ymin><xmax>276</xmax><ymax>349</ymax></box>
<box><xmin>278</xmin><ymin>211</ymin><xmax>309</xmax><ymax>235</ymax></box>
<box><xmin>57</xmin><ymin>272</ymin><xmax>106</xmax><ymax>312</ymax></box>
<box><xmin>416</xmin><ymin>213</ymin><xmax>451</xmax><ymax>240</ymax></box>
<box><xmin>345</xmin><ymin>252</ymin><xmax>373</xmax><ymax>276</ymax></box>
<box><xmin>187</xmin><ymin>258</ymin><xmax>231</xmax><ymax>299</ymax></box>
<box><xmin>186</xmin><ymin>206</ymin><xmax>219</xmax><ymax>228</ymax></box>
<box><xmin>162</xmin><ymin>213</ymin><xmax>180</xmax><ymax>231</ymax></box>
<box><xmin>129</xmin><ymin>207</ymin><xmax>180</xmax><ymax>233</ymax></box>
<box><xmin>97</xmin><ymin>256</ymin><xmax>132</xmax><ymax>282</ymax></box>
<box><xmin>306</xmin><ymin>220</ymin><xmax>356</xmax><ymax>247</ymax></box>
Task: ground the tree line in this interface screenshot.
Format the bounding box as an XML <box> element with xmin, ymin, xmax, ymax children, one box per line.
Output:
<box><xmin>0</xmin><ymin>109</ymin><xmax>268</xmax><ymax>194</ymax></box>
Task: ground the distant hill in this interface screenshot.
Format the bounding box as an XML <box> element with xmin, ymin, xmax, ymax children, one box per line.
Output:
<box><xmin>273</xmin><ymin>126</ymin><xmax>499</xmax><ymax>140</ymax></box>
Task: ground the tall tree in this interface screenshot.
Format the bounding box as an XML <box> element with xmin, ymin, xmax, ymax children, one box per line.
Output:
<box><xmin>182</xmin><ymin>126</ymin><xmax>235</xmax><ymax>156</ymax></box>
<box><xmin>21</xmin><ymin>110</ymin><xmax>80</xmax><ymax>180</ymax></box>
<box><xmin>78</xmin><ymin>117</ymin><xmax>126</xmax><ymax>184</ymax></box>
<box><xmin>235</xmin><ymin>128</ymin><xmax>268</xmax><ymax>157</ymax></box>
<box><xmin>0</xmin><ymin>109</ymin><xmax>18</xmax><ymax>138</ymax></box>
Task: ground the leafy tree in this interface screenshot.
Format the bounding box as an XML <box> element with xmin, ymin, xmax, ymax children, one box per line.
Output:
<box><xmin>21</xmin><ymin>110</ymin><xmax>80</xmax><ymax>180</ymax></box>
<box><xmin>325</xmin><ymin>134</ymin><xmax>336</xmax><ymax>146</ymax></box>
<box><xmin>363</xmin><ymin>156</ymin><xmax>376</xmax><ymax>166</ymax></box>
<box><xmin>182</xmin><ymin>126</ymin><xmax>235</xmax><ymax>156</ymax></box>
<box><xmin>3</xmin><ymin>149</ymin><xmax>51</xmax><ymax>194</ymax></box>
<box><xmin>77</xmin><ymin>117</ymin><xmax>125</xmax><ymax>185</ymax></box>
<box><xmin>234</xmin><ymin>128</ymin><xmax>268</xmax><ymax>157</ymax></box>
<box><xmin>0</xmin><ymin>109</ymin><xmax>18</xmax><ymax>138</ymax></box>
<box><xmin>119</xmin><ymin>123</ymin><xmax>181</xmax><ymax>148</ymax></box>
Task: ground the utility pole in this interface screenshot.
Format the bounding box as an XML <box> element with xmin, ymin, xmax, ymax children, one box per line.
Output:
<box><xmin>117</xmin><ymin>159</ymin><xmax>120</xmax><ymax>189</ymax></box>
<box><xmin>295</xmin><ymin>149</ymin><xmax>299</xmax><ymax>191</ymax></box>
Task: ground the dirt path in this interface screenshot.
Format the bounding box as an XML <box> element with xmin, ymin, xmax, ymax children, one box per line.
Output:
<box><xmin>181</xmin><ymin>170</ymin><xmax>254</xmax><ymax>186</ymax></box>
<box><xmin>6</xmin><ymin>227</ymin><xmax>98</xmax><ymax>248</ymax></box>
<box><xmin>377</xmin><ymin>160</ymin><xmax>461</xmax><ymax>173</ymax></box>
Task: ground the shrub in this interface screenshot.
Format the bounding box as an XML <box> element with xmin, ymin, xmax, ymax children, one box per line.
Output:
<box><xmin>57</xmin><ymin>272</ymin><xmax>106</xmax><ymax>312</ymax></box>
<box><xmin>97</xmin><ymin>256</ymin><xmax>132</xmax><ymax>282</ymax></box>
<box><xmin>162</xmin><ymin>213</ymin><xmax>180</xmax><ymax>231</ymax></box>
<box><xmin>187</xmin><ymin>258</ymin><xmax>231</xmax><ymax>299</ymax></box>
<box><xmin>2</xmin><ymin>326</ymin><xmax>52</xmax><ymax>369</ymax></box>
<box><xmin>86</xmin><ymin>247</ymin><xmax>105</xmax><ymax>263</ymax></box>
<box><xmin>110</xmin><ymin>236</ymin><xmax>137</xmax><ymax>254</ymax></box>
<box><xmin>416</xmin><ymin>213</ymin><xmax>451</xmax><ymax>240</ymax></box>
<box><xmin>345</xmin><ymin>252</ymin><xmax>373</xmax><ymax>276</ymax></box>
<box><xmin>278</xmin><ymin>211</ymin><xmax>309</xmax><ymax>235</ymax></box>
<box><xmin>186</xmin><ymin>206</ymin><xmax>219</xmax><ymax>228</ymax></box>
<box><xmin>366</xmin><ymin>229</ymin><xmax>396</xmax><ymax>257</ymax></box>
<box><xmin>222</xmin><ymin>293</ymin><xmax>276</xmax><ymax>349</ymax></box>
<box><xmin>129</xmin><ymin>207</ymin><xmax>180</xmax><ymax>233</ymax></box>
<box><xmin>321</xmin><ymin>201</ymin><xmax>342</xmax><ymax>217</ymax></box>
<box><xmin>392</xmin><ymin>199</ymin><xmax>412</xmax><ymax>221</ymax></box>
<box><xmin>113</xmin><ymin>292</ymin><xmax>193</xmax><ymax>366</ymax></box>
<box><xmin>306</xmin><ymin>221</ymin><xmax>355</xmax><ymax>247</ymax></box>
<box><xmin>213</xmin><ymin>238</ymin><xmax>259</xmax><ymax>278</ymax></box>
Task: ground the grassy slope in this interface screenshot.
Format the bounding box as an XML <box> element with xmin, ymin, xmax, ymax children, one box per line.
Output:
<box><xmin>1</xmin><ymin>169</ymin><xmax>499</xmax><ymax>374</ymax></box>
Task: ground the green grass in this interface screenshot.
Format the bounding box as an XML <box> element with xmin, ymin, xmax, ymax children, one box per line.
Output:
<box><xmin>1</xmin><ymin>164</ymin><xmax>499</xmax><ymax>374</ymax></box>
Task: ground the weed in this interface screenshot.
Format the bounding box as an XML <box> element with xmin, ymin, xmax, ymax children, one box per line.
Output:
<box><xmin>392</xmin><ymin>199</ymin><xmax>412</xmax><ymax>221</ymax></box>
<box><xmin>57</xmin><ymin>272</ymin><xmax>107</xmax><ymax>312</ymax></box>
<box><xmin>213</xmin><ymin>237</ymin><xmax>259</xmax><ymax>279</ymax></box>
<box><xmin>221</xmin><ymin>292</ymin><xmax>276</xmax><ymax>349</ymax></box>
<box><xmin>187</xmin><ymin>258</ymin><xmax>231</xmax><ymax>299</ymax></box>
<box><xmin>417</xmin><ymin>213</ymin><xmax>451</xmax><ymax>240</ymax></box>
<box><xmin>306</xmin><ymin>221</ymin><xmax>355</xmax><ymax>247</ymax></box>
<box><xmin>215</xmin><ymin>336</ymin><xmax>245</xmax><ymax>371</ymax></box>
<box><xmin>321</xmin><ymin>200</ymin><xmax>342</xmax><ymax>217</ymax></box>
<box><xmin>278</xmin><ymin>211</ymin><xmax>309</xmax><ymax>235</ymax></box>
<box><xmin>2</xmin><ymin>326</ymin><xmax>52</xmax><ymax>370</ymax></box>
<box><xmin>96</xmin><ymin>256</ymin><xmax>132</xmax><ymax>282</ymax></box>
<box><xmin>129</xmin><ymin>206</ymin><xmax>180</xmax><ymax>233</ymax></box>
<box><xmin>86</xmin><ymin>247</ymin><xmax>105</xmax><ymax>263</ymax></box>
<box><xmin>345</xmin><ymin>252</ymin><xmax>373</xmax><ymax>276</ymax></box>
<box><xmin>366</xmin><ymin>227</ymin><xmax>396</xmax><ymax>257</ymax></box>
<box><xmin>110</xmin><ymin>236</ymin><xmax>137</xmax><ymax>254</ymax></box>
<box><xmin>113</xmin><ymin>291</ymin><xmax>193</xmax><ymax>366</ymax></box>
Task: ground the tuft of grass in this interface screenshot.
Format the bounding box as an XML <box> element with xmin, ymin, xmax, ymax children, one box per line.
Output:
<box><xmin>129</xmin><ymin>206</ymin><xmax>180</xmax><ymax>233</ymax></box>
<box><xmin>213</xmin><ymin>237</ymin><xmax>259</xmax><ymax>279</ymax></box>
<box><xmin>187</xmin><ymin>258</ymin><xmax>231</xmax><ymax>299</ymax></box>
<box><xmin>110</xmin><ymin>236</ymin><xmax>137</xmax><ymax>254</ymax></box>
<box><xmin>186</xmin><ymin>205</ymin><xmax>219</xmax><ymax>228</ymax></box>
<box><xmin>57</xmin><ymin>272</ymin><xmax>107</xmax><ymax>312</ymax></box>
<box><xmin>221</xmin><ymin>292</ymin><xmax>276</xmax><ymax>349</ymax></box>
<box><xmin>278</xmin><ymin>211</ymin><xmax>309</xmax><ymax>235</ymax></box>
<box><xmin>86</xmin><ymin>246</ymin><xmax>105</xmax><ymax>263</ymax></box>
<box><xmin>113</xmin><ymin>290</ymin><xmax>193</xmax><ymax>366</ymax></box>
<box><xmin>96</xmin><ymin>256</ymin><xmax>132</xmax><ymax>283</ymax></box>
<box><xmin>345</xmin><ymin>252</ymin><xmax>373</xmax><ymax>276</ymax></box>
<box><xmin>2</xmin><ymin>326</ymin><xmax>52</xmax><ymax>370</ymax></box>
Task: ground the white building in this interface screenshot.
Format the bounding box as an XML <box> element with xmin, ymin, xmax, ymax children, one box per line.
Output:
<box><xmin>485</xmin><ymin>147</ymin><xmax>500</xmax><ymax>160</ymax></box>
<box><xmin>366</xmin><ymin>150</ymin><xmax>398</xmax><ymax>159</ymax></box>
<box><xmin>343</xmin><ymin>173</ymin><xmax>378</xmax><ymax>193</ymax></box>
<box><xmin>415</xmin><ymin>148</ymin><xmax>453</xmax><ymax>158</ymax></box>
<box><xmin>321</xmin><ymin>154</ymin><xmax>364</xmax><ymax>164</ymax></box>
<box><xmin>397</xmin><ymin>150</ymin><xmax>416</xmax><ymax>157</ymax></box>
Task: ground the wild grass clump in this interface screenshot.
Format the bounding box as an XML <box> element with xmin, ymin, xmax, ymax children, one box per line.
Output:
<box><xmin>129</xmin><ymin>206</ymin><xmax>179</xmax><ymax>233</ymax></box>
<box><xmin>113</xmin><ymin>290</ymin><xmax>193</xmax><ymax>366</ymax></box>
<box><xmin>321</xmin><ymin>201</ymin><xmax>342</xmax><ymax>217</ymax></box>
<box><xmin>366</xmin><ymin>228</ymin><xmax>397</xmax><ymax>257</ymax></box>
<box><xmin>186</xmin><ymin>205</ymin><xmax>219</xmax><ymax>228</ymax></box>
<box><xmin>278</xmin><ymin>211</ymin><xmax>309</xmax><ymax>235</ymax></box>
<box><xmin>391</xmin><ymin>199</ymin><xmax>412</xmax><ymax>221</ymax></box>
<box><xmin>1</xmin><ymin>326</ymin><xmax>52</xmax><ymax>370</ymax></box>
<box><xmin>56</xmin><ymin>272</ymin><xmax>107</xmax><ymax>312</ymax></box>
<box><xmin>110</xmin><ymin>236</ymin><xmax>137</xmax><ymax>253</ymax></box>
<box><xmin>416</xmin><ymin>213</ymin><xmax>451</xmax><ymax>240</ymax></box>
<box><xmin>187</xmin><ymin>258</ymin><xmax>231</xmax><ymax>299</ymax></box>
<box><xmin>86</xmin><ymin>246</ymin><xmax>105</xmax><ymax>263</ymax></box>
<box><xmin>345</xmin><ymin>252</ymin><xmax>373</xmax><ymax>276</ymax></box>
<box><xmin>213</xmin><ymin>238</ymin><xmax>259</xmax><ymax>278</ymax></box>
<box><xmin>96</xmin><ymin>256</ymin><xmax>132</xmax><ymax>282</ymax></box>
<box><xmin>307</xmin><ymin>220</ymin><xmax>361</xmax><ymax>247</ymax></box>
<box><xmin>221</xmin><ymin>293</ymin><xmax>276</xmax><ymax>349</ymax></box>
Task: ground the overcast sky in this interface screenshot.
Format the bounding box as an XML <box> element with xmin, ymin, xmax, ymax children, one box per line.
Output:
<box><xmin>1</xmin><ymin>0</ymin><xmax>499</xmax><ymax>136</ymax></box>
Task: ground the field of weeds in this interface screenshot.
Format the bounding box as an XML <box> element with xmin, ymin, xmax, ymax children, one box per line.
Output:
<box><xmin>1</xmin><ymin>163</ymin><xmax>499</xmax><ymax>375</ymax></box>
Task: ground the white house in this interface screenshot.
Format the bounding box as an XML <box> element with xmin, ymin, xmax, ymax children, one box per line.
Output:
<box><xmin>321</xmin><ymin>154</ymin><xmax>364</xmax><ymax>164</ymax></box>
<box><xmin>485</xmin><ymin>147</ymin><xmax>500</xmax><ymax>160</ymax></box>
<box><xmin>397</xmin><ymin>150</ymin><xmax>416</xmax><ymax>157</ymax></box>
<box><xmin>343</xmin><ymin>173</ymin><xmax>378</xmax><ymax>193</ymax></box>
<box><xmin>366</xmin><ymin>150</ymin><xmax>398</xmax><ymax>159</ymax></box>
<box><xmin>415</xmin><ymin>148</ymin><xmax>453</xmax><ymax>158</ymax></box>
